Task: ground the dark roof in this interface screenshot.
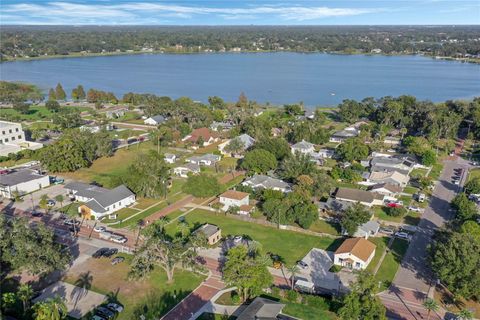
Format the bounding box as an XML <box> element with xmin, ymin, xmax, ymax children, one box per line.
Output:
<box><xmin>195</xmin><ymin>224</ymin><xmax>220</xmax><ymax>238</ymax></box>
<box><xmin>368</xmin><ymin>183</ymin><xmax>402</xmax><ymax>194</ymax></box>
<box><xmin>65</xmin><ymin>182</ymin><xmax>134</xmax><ymax>210</ymax></box>
<box><xmin>150</xmin><ymin>115</ymin><xmax>165</xmax><ymax>123</ymax></box>
<box><xmin>0</xmin><ymin>169</ymin><xmax>47</xmax><ymax>187</ymax></box>
<box><xmin>335</xmin><ymin>187</ymin><xmax>382</xmax><ymax>203</ymax></box>
<box><xmin>237</xmin><ymin>297</ymin><xmax>285</xmax><ymax>320</ymax></box>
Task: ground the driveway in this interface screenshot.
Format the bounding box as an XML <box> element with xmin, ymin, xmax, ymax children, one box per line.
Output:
<box><xmin>4</xmin><ymin>184</ymin><xmax>68</xmax><ymax>212</ymax></box>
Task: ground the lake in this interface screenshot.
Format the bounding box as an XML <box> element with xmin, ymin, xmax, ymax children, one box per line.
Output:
<box><xmin>1</xmin><ymin>53</ymin><xmax>479</xmax><ymax>106</ymax></box>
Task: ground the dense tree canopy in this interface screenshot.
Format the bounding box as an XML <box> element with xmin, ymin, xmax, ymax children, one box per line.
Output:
<box><xmin>125</xmin><ymin>151</ymin><xmax>170</xmax><ymax>198</ymax></box>
<box><xmin>340</xmin><ymin>203</ymin><xmax>372</xmax><ymax>236</ymax></box>
<box><xmin>241</xmin><ymin>149</ymin><xmax>277</xmax><ymax>174</ymax></box>
<box><xmin>182</xmin><ymin>173</ymin><xmax>221</xmax><ymax>198</ymax></box>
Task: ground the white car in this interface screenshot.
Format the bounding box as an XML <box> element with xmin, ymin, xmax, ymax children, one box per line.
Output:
<box><xmin>408</xmin><ymin>206</ymin><xmax>423</xmax><ymax>212</ymax></box>
<box><xmin>395</xmin><ymin>232</ymin><xmax>411</xmax><ymax>240</ymax></box>
<box><xmin>93</xmin><ymin>226</ymin><xmax>106</xmax><ymax>233</ymax></box>
<box><xmin>110</xmin><ymin>235</ymin><xmax>127</xmax><ymax>244</ymax></box>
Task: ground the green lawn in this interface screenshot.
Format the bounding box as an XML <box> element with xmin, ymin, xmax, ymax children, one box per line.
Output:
<box><xmin>374</xmin><ymin>238</ymin><xmax>409</xmax><ymax>291</ymax></box>
<box><xmin>60</xmin><ymin>202</ymin><xmax>82</xmax><ymax>217</ymax></box>
<box><xmin>0</xmin><ymin>105</ymin><xmax>90</xmax><ymax>121</ymax></box>
<box><xmin>309</xmin><ymin>220</ymin><xmax>341</xmax><ymax>235</ymax></box>
<box><xmin>63</xmin><ymin>253</ymin><xmax>204</xmax><ymax>320</ymax></box>
<box><xmin>429</xmin><ymin>163</ymin><xmax>444</xmax><ymax>180</ymax></box>
<box><xmin>410</xmin><ymin>168</ymin><xmax>429</xmax><ymax>179</ymax></box>
<box><xmin>468</xmin><ymin>168</ymin><xmax>480</xmax><ymax>182</ymax></box>
<box><xmin>366</xmin><ymin>237</ymin><xmax>389</xmax><ymax>273</ymax></box>
<box><xmin>373</xmin><ymin>207</ymin><xmax>421</xmax><ymax>226</ymax></box>
<box><xmin>101</xmin><ymin>208</ymin><xmax>139</xmax><ymax>223</ymax></box>
<box><xmin>165</xmin><ymin>209</ymin><xmax>342</xmax><ymax>265</ymax></box>
<box><xmin>403</xmin><ymin>185</ymin><xmax>419</xmax><ymax>195</ymax></box>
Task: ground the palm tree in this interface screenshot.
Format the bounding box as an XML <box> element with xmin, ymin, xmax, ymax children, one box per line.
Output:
<box><xmin>39</xmin><ymin>194</ymin><xmax>49</xmax><ymax>214</ymax></box>
<box><xmin>286</xmin><ymin>264</ymin><xmax>300</xmax><ymax>290</ymax></box>
<box><xmin>17</xmin><ymin>283</ymin><xmax>34</xmax><ymax>315</ymax></box>
<box><xmin>73</xmin><ymin>272</ymin><xmax>93</xmax><ymax>309</ymax></box>
<box><xmin>423</xmin><ymin>298</ymin><xmax>439</xmax><ymax>320</ymax></box>
<box><xmin>135</xmin><ymin>219</ymin><xmax>145</xmax><ymax>247</ymax></box>
<box><xmin>457</xmin><ymin>309</ymin><xmax>474</xmax><ymax>320</ymax></box>
<box><xmin>55</xmin><ymin>194</ymin><xmax>64</xmax><ymax>209</ymax></box>
<box><xmin>176</xmin><ymin>221</ymin><xmax>191</xmax><ymax>239</ymax></box>
<box><xmin>33</xmin><ymin>296</ymin><xmax>67</xmax><ymax>320</ymax></box>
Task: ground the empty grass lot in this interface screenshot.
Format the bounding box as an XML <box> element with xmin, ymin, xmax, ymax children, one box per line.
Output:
<box><xmin>64</xmin><ymin>253</ymin><xmax>204</xmax><ymax>320</ymax></box>
<box><xmin>165</xmin><ymin>209</ymin><xmax>343</xmax><ymax>266</ymax></box>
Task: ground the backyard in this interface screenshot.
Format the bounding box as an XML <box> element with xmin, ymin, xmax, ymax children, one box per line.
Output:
<box><xmin>165</xmin><ymin>209</ymin><xmax>343</xmax><ymax>266</ymax></box>
<box><xmin>64</xmin><ymin>253</ymin><xmax>205</xmax><ymax>320</ymax></box>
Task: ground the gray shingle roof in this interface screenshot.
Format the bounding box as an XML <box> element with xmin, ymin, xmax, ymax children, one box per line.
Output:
<box><xmin>292</xmin><ymin>140</ymin><xmax>314</xmax><ymax>150</ymax></box>
<box><xmin>237</xmin><ymin>297</ymin><xmax>285</xmax><ymax>320</ymax></box>
<box><xmin>0</xmin><ymin>169</ymin><xmax>47</xmax><ymax>186</ymax></box>
<box><xmin>237</xmin><ymin>134</ymin><xmax>256</xmax><ymax>149</ymax></box>
<box><xmin>65</xmin><ymin>182</ymin><xmax>134</xmax><ymax>210</ymax></box>
<box><xmin>244</xmin><ymin>174</ymin><xmax>290</xmax><ymax>190</ymax></box>
<box><xmin>195</xmin><ymin>224</ymin><xmax>220</xmax><ymax>238</ymax></box>
<box><xmin>150</xmin><ymin>115</ymin><xmax>165</xmax><ymax>123</ymax></box>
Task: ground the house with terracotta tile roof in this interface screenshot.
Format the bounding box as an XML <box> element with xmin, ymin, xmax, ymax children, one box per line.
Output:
<box><xmin>334</xmin><ymin>237</ymin><xmax>376</xmax><ymax>270</ymax></box>
<box><xmin>182</xmin><ymin>127</ymin><xmax>218</xmax><ymax>147</ymax></box>
<box><xmin>219</xmin><ymin>190</ymin><xmax>250</xmax><ymax>211</ymax></box>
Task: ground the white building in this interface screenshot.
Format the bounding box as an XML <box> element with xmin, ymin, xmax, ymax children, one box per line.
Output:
<box><xmin>291</xmin><ymin>140</ymin><xmax>315</xmax><ymax>155</ymax></box>
<box><xmin>0</xmin><ymin>121</ymin><xmax>43</xmax><ymax>157</ymax></box>
<box><xmin>173</xmin><ymin>163</ymin><xmax>201</xmax><ymax>178</ymax></box>
<box><xmin>164</xmin><ymin>153</ymin><xmax>177</xmax><ymax>164</ymax></box>
<box><xmin>219</xmin><ymin>190</ymin><xmax>249</xmax><ymax>211</ymax></box>
<box><xmin>242</xmin><ymin>174</ymin><xmax>291</xmax><ymax>193</ymax></box>
<box><xmin>218</xmin><ymin>134</ymin><xmax>255</xmax><ymax>157</ymax></box>
<box><xmin>0</xmin><ymin>169</ymin><xmax>50</xmax><ymax>199</ymax></box>
<box><xmin>334</xmin><ymin>187</ymin><xmax>384</xmax><ymax>207</ymax></box>
<box><xmin>334</xmin><ymin>238</ymin><xmax>376</xmax><ymax>270</ymax></box>
<box><xmin>185</xmin><ymin>154</ymin><xmax>221</xmax><ymax>166</ymax></box>
<box><xmin>144</xmin><ymin>115</ymin><xmax>166</xmax><ymax>126</ymax></box>
<box><xmin>64</xmin><ymin>182</ymin><xmax>136</xmax><ymax>220</ymax></box>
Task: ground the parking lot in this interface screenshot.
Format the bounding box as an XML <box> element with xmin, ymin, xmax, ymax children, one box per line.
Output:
<box><xmin>4</xmin><ymin>183</ymin><xmax>69</xmax><ymax>212</ymax></box>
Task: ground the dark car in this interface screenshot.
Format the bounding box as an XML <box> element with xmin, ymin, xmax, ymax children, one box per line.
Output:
<box><xmin>111</xmin><ymin>256</ymin><xmax>125</xmax><ymax>266</ymax></box>
<box><xmin>96</xmin><ymin>307</ymin><xmax>115</xmax><ymax>320</ymax></box>
<box><xmin>92</xmin><ymin>248</ymin><xmax>110</xmax><ymax>258</ymax></box>
<box><xmin>31</xmin><ymin>211</ymin><xmax>43</xmax><ymax>217</ymax></box>
<box><xmin>103</xmin><ymin>248</ymin><xmax>118</xmax><ymax>258</ymax></box>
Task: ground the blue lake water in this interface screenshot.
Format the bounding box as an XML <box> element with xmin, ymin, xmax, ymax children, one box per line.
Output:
<box><xmin>1</xmin><ymin>53</ymin><xmax>479</xmax><ymax>106</ymax></box>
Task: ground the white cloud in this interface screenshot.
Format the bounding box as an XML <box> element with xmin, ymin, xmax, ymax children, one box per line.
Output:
<box><xmin>0</xmin><ymin>1</ymin><xmax>381</xmax><ymax>24</ymax></box>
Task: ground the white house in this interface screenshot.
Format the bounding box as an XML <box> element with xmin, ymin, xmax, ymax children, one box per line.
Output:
<box><xmin>291</xmin><ymin>140</ymin><xmax>315</xmax><ymax>155</ymax></box>
<box><xmin>64</xmin><ymin>182</ymin><xmax>136</xmax><ymax>220</ymax></box>
<box><xmin>353</xmin><ymin>220</ymin><xmax>380</xmax><ymax>239</ymax></box>
<box><xmin>173</xmin><ymin>163</ymin><xmax>201</xmax><ymax>178</ymax></box>
<box><xmin>368</xmin><ymin>183</ymin><xmax>402</xmax><ymax>198</ymax></box>
<box><xmin>242</xmin><ymin>174</ymin><xmax>291</xmax><ymax>193</ymax></box>
<box><xmin>329</xmin><ymin>127</ymin><xmax>360</xmax><ymax>143</ymax></box>
<box><xmin>219</xmin><ymin>190</ymin><xmax>250</xmax><ymax>211</ymax></box>
<box><xmin>334</xmin><ymin>187</ymin><xmax>384</xmax><ymax>207</ymax></box>
<box><xmin>0</xmin><ymin>120</ymin><xmax>43</xmax><ymax>157</ymax></box>
<box><xmin>218</xmin><ymin>134</ymin><xmax>255</xmax><ymax>156</ymax></box>
<box><xmin>334</xmin><ymin>238</ymin><xmax>376</xmax><ymax>270</ymax></box>
<box><xmin>210</xmin><ymin>121</ymin><xmax>234</xmax><ymax>132</ymax></box>
<box><xmin>144</xmin><ymin>115</ymin><xmax>166</xmax><ymax>126</ymax></box>
<box><xmin>0</xmin><ymin>169</ymin><xmax>50</xmax><ymax>199</ymax></box>
<box><xmin>186</xmin><ymin>154</ymin><xmax>221</xmax><ymax>166</ymax></box>
<box><xmin>164</xmin><ymin>153</ymin><xmax>177</xmax><ymax>164</ymax></box>
<box><xmin>317</xmin><ymin>149</ymin><xmax>335</xmax><ymax>159</ymax></box>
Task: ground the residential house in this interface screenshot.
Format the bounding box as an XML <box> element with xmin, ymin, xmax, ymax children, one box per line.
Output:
<box><xmin>219</xmin><ymin>190</ymin><xmax>249</xmax><ymax>211</ymax></box>
<box><xmin>318</xmin><ymin>148</ymin><xmax>335</xmax><ymax>159</ymax></box>
<box><xmin>182</xmin><ymin>127</ymin><xmax>218</xmax><ymax>147</ymax></box>
<box><xmin>105</xmin><ymin>108</ymin><xmax>126</xmax><ymax>119</ymax></box>
<box><xmin>210</xmin><ymin>121</ymin><xmax>234</xmax><ymax>132</ymax></box>
<box><xmin>186</xmin><ymin>153</ymin><xmax>221</xmax><ymax>166</ymax></box>
<box><xmin>144</xmin><ymin>115</ymin><xmax>166</xmax><ymax>126</ymax></box>
<box><xmin>317</xmin><ymin>198</ymin><xmax>354</xmax><ymax>215</ymax></box>
<box><xmin>242</xmin><ymin>174</ymin><xmax>291</xmax><ymax>193</ymax></box>
<box><xmin>218</xmin><ymin>134</ymin><xmax>255</xmax><ymax>156</ymax></box>
<box><xmin>64</xmin><ymin>182</ymin><xmax>136</xmax><ymax>220</ymax></box>
<box><xmin>368</xmin><ymin>183</ymin><xmax>402</xmax><ymax>198</ymax></box>
<box><xmin>236</xmin><ymin>297</ymin><xmax>285</xmax><ymax>320</ymax></box>
<box><xmin>80</xmin><ymin>125</ymin><xmax>100</xmax><ymax>133</ymax></box>
<box><xmin>353</xmin><ymin>220</ymin><xmax>380</xmax><ymax>239</ymax></box>
<box><xmin>238</xmin><ymin>204</ymin><xmax>255</xmax><ymax>215</ymax></box>
<box><xmin>334</xmin><ymin>187</ymin><xmax>384</xmax><ymax>207</ymax></box>
<box><xmin>291</xmin><ymin>140</ymin><xmax>315</xmax><ymax>155</ymax></box>
<box><xmin>334</xmin><ymin>238</ymin><xmax>376</xmax><ymax>270</ymax></box>
<box><xmin>383</xmin><ymin>136</ymin><xmax>401</xmax><ymax>146</ymax></box>
<box><xmin>173</xmin><ymin>163</ymin><xmax>201</xmax><ymax>178</ymax></box>
<box><xmin>194</xmin><ymin>224</ymin><xmax>221</xmax><ymax>245</ymax></box>
<box><xmin>0</xmin><ymin>120</ymin><xmax>43</xmax><ymax>156</ymax></box>
<box><xmin>367</xmin><ymin>171</ymin><xmax>410</xmax><ymax>188</ymax></box>
<box><xmin>370</xmin><ymin>156</ymin><xmax>415</xmax><ymax>175</ymax></box>
<box><xmin>0</xmin><ymin>169</ymin><xmax>50</xmax><ymax>199</ymax></box>
<box><xmin>164</xmin><ymin>153</ymin><xmax>177</xmax><ymax>164</ymax></box>
<box><xmin>329</xmin><ymin>127</ymin><xmax>360</xmax><ymax>143</ymax></box>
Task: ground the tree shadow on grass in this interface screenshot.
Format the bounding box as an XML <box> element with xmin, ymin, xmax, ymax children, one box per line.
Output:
<box><xmin>131</xmin><ymin>289</ymin><xmax>190</xmax><ymax>320</ymax></box>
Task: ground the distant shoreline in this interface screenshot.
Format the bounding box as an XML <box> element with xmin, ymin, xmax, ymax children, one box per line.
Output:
<box><xmin>2</xmin><ymin>50</ymin><xmax>479</xmax><ymax>64</ymax></box>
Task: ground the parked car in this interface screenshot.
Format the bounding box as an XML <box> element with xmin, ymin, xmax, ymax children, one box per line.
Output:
<box><xmin>297</xmin><ymin>260</ymin><xmax>308</xmax><ymax>269</ymax></box>
<box><xmin>106</xmin><ymin>302</ymin><xmax>124</xmax><ymax>313</ymax></box>
<box><xmin>387</xmin><ymin>202</ymin><xmax>402</xmax><ymax>208</ymax></box>
<box><xmin>99</xmin><ymin>231</ymin><xmax>113</xmax><ymax>240</ymax></box>
<box><xmin>47</xmin><ymin>199</ymin><xmax>56</xmax><ymax>207</ymax></box>
<box><xmin>93</xmin><ymin>226</ymin><xmax>106</xmax><ymax>233</ymax></box>
<box><xmin>91</xmin><ymin>315</ymin><xmax>106</xmax><ymax>320</ymax></box>
<box><xmin>395</xmin><ymin>232</ymin><xmax>411</xmax><ymax>240</ymax></box>
<box><xmin>407</xmin><ymin>205</ymin><xmax>423</xmax><ymax>212</ymax></box>
<box><xmin>110</xmin><ymin>235</ymin><xmax>127</xmax><ymax>244</ymax></box>
<box><xmin>111</xmin><ymin>256</ymin><xmax>125</xmax><ymax>265</ymax></box>
<box><xmin>379</xmin><ymin>227</ymin><xmax>395</xmax><ymax>235</ymax></box>
<box><xmin>453</xmin><ymin>179</ymin><xmax>460</xmax><ymax>185</ymax></box>
<box><xmin>92</xmin><ymin>248</ymin><xmax>110</xmax><ymax>258</ymax></box>
<box><xmin>96</xmin><ymin>307</ymin><xmax>115</xmax><ymax>320</ymax></box>
<box><xmin>64</xmin><ymin>219</ymin><xmax>80</xmax><ymax>226</ymax></box>
<box><xmin>31</xmin><ymin>211</ymin><xmax>43</xmax><ymax>217</ymax></box>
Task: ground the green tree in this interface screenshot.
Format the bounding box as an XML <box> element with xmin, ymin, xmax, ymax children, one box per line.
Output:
<box><xmin>287</xmin><ymin>264</ymin><xmax>299</xmax><ymax>290</ymax></box>
<box><xmin>430</xmin><ymin>231</ymin><xmax>480</xmax><ymax>300</ymax></box>
<box><xmin>13</xmin><ymin>101</ymin><xmax>30</xmax><ymax>114</ymax></box>
<box><xmin>17</xmin><ymin>283</ymin><xmax>34</xmax><ymax>315</ymax></box>
<box><xmin>71</xmin><ymin>85</ymin><xmax>86</xmax><ymax>101</ymax></box>
<box><xmin>208</xmin><ymin>96</ymin><xmax>226</xmax><ymax>109</ymax></box>
<box><xmin>338</xmin><ymin>271</ymin><xmax>387</xmax><ymax>320</ymax></box>
<box><xmin>52</xmin><ymin>109</ymin><xmax>82</xmax><ymax>129</ymax></box>
<box><xmin>129</xmin><ymin>221</ymin><xmax>197</xmax><ymax>283</ymax></box>
<box><xmin>255</xmin><ymin>137</ymin><xmax>290</xmax><ymax>161</ymax></box>
<box><xmin>182</xmin><ymin>173</ymin><xmax>221</xmax><ymax>198</ymax></box>
<box><xmin>340</xmin><ymin>203</ymin><xmax>372</xmax><ymax>236</ymax></box>
<box><xmin>48</xmin><ymin>88</ymin><xmax>56</xmax><ymax>101</ymax></box>
<box><xmin>386</xmin><ymin>206</ymin><xmax>407</xmax><ymax>217</ymax></box>
<box><xmin>39</xmin><ymin>194</ymin><xmax>49</xmax><ymax>214</ymax></box>
<box><xmin>55</xmin><ymin>194</ymin><xmax>64</xmax><ymax>208</ymax></box>
<box><xmin>262</xmin><ymin>197</ymin><xmax>290</xmax><ymax>228</ymax></box>
<box><xmin>423</xmin><ymin>298</ymin><xmax>439</xmax><ymax>320</ymax></box>
<box><xmin>336</xmin><ymin>137</ymin><xmax>369</xmax><ymax>162</ymax></box>
<box><xmin>236</xmin><ymin>92</ymin><xmax>248</xmax><ymax>109</ymax></box>
<box><xmin>240</xmin><ymin>149</ymin><xmax>277</xmax><ymax>174</ymax></box>
<box><xmin>126</xmin><ymin>151</ymin><xmax>170</xmax><ymax>198</ymax></box>
<box><xmin>421</xmin><ymin>149</ymin><xmax>437</xmax><ymax>166</ymax></box>
<box><xmin>465</xmin><ymin>178</ymin><xmax>480</xmax><ymax>194</ymax></box>
<box><xmin>223</xmin><ymin>246</ymin><xmax>273</xmax><ymax>302</ymax></box>
<box><xmin>459</xmin><ymin>220</ymin><xmax>480</xmax><ymax>242</ymax></box>
<box><xmin>33</xmin><ymin>296</ymin><xmax>67</xmax><ymax>320</ymax></box>
<box><xmin>45</xmin><ymin>100</ymin><xmax>60</xmax><ymax>112</ymax></box>
<box><xmin>224</xmin><ymin>137</ymin><xmax>245</xmax><ymax>156</ymax></box>
<box><xmin>456</xmin><ymin>309</ymin><xmax>474</xmax><ymax>320</ymax></box>
<box><xmin>279</xmin><ymin>153</ymin><xmax>315</xmax><ymax>181</ymax></box>
<box><xmin>55</xmin><ymin>83</ymin><xmax>66</xmax><ymax>101</ymax></box>
<box><xmin>451</xmin><ymin>193</ymin><xmax>478</xmax><ymax>222</ymax></box>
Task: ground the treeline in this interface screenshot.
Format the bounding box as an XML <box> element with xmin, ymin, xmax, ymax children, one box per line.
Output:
<box><xmin>1</xmin><ymin>25</ymin><xmax>479</xmax><ymax>61</ymax></box>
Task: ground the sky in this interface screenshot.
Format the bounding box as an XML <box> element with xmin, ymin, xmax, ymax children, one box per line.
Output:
<box><xmin>1</xmin><ymin>0</ymin><xmax>479</xmax><ymax>25</ymax></box>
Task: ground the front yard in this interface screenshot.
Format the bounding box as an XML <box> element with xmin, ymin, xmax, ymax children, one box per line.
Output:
<box><xmin>165</xmin><ymin>209</ymin><xmax>343</xmax><ymax>266</ymax></box>
<box><xmin>64</xmin><ymin>253</ymin><xmax>205</xmax><ymax>320</ymax></box>
<box><xmin>373</xmin><ymin>206</ymin><xmax>421</xmax><ymax>226</ymax></box>
<box><xmin>468</xmin><ymin>168</ymin><xmax>480</xmax><ymax>182</ymax></box>
<box><xmin>374</xmin><ymin>238</ymin><xmax>409</xmax><ymax>291</ymax></box>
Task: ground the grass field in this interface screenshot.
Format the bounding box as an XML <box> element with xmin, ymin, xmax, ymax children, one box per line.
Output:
<box><xmin>165</xmin><ymin>209</ymin><xmax>342</xmax><ymax>265</ymax></box>
<box><xmin>366</xmin><ymin>237</ymin><xmax>390</xmax><ymax>273</ymax></box>
<box><xmin>468</xmin><ymin>168</ymin><xmax>480</xmax><ymax>182</ymax></box>
<box><xmin>64</xmin><ymin>253</ymin><xmax>204</xmax><ymax>320</ymax></box>
<box><xmin>373</xmin><ymin>207</ymin><xmax>421</xmax><ymax>226</ymax></box>
<box><xmin>374</xmin><ymin>238</ymin><xmax>409</xmax><ymax>290</ymax></box>
<box><xmin>309</xmin><ymin>220</ymin><xmax>341</xmax><ymax>235</ymax></box>
<box><xmin>0</xmin><ymin>105</ymin><xmax>91</xmax><ymax>121</ymax></box>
